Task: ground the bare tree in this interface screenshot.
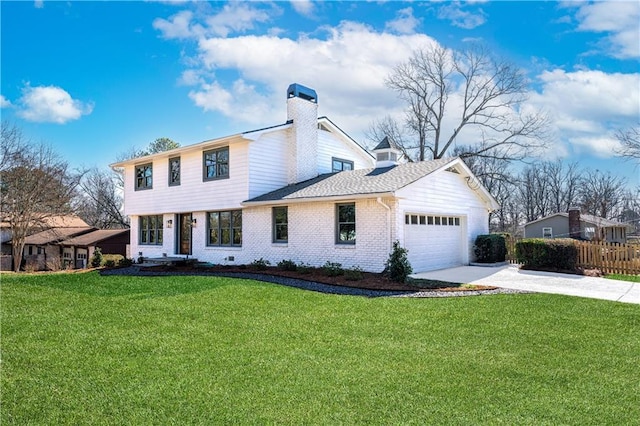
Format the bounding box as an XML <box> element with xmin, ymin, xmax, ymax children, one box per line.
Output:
<box><xmin>615</xmin><ymin>126</ymin><xmax>640</xmax><ymax>162</ymax></box>
<box><xmin>579</xmin><ymin>170</ymin><xmax>627</xmax><ymax>219</ymax></box>
<box><xmin>542</xmin><ymin>160</ymin><xmax>583</xmax><ymax>214</ymax></box>
<box><xmin>380</xmin><ymin>44</ymin><xmax>549</xmax><ymax>162</ymax></box>
<box><xmin>0</xmin><ymin>122</ymin><xmax>83</xmax><ymax>271</ymax></box>
<box><xmin>74</xmin><ymin>168</ymin><xmax>128</xmax><ymax>229</ymax></box>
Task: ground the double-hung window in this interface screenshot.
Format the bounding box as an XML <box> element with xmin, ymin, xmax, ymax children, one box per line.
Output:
<box><xmin>135</xmin><ymin>163</ymin><xmax>153</xmax><ymax>190</ymax></box>
<box><xmin>542</xmin><ymin>227</ymin><xmax>553</xmax><ymax>238</ymax></box>
<box><xmin>169</xmin><ymin>157</ymin><xmax>180</xmax><ymax>186</ymax></box>
<box><xmin>336</xmin><ymin>203</ymin><xmax>356</xmax><ymax>244</ymax></box>
<box><xmin>139</xmin><ymin>215</ymin><xmax>163</xmax><ymax>245</ymax></box>
<box><xmin>207</xmin><ymin>210</ymin><xmax>242</xmax><ymax>246</ymax></box>
<box><xmin>273</xmin><ymin>207</ymin><xmax>288</xmax><ymax>243</ymax></box>
<box><xmin>332</xmin><ymin>157</ymin><xmax>354</xmax><ymax>173</ymax></box>
<box><xmin>203</xmin><ymin>147</ymin><xmax>229</xmax><ymax>181</ymax></box>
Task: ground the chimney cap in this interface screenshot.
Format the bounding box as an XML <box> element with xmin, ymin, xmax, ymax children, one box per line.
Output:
<box><xmin>287</xmin><ymin>83</ymin><xmax>317</xmax><ymax>103</ymax></box>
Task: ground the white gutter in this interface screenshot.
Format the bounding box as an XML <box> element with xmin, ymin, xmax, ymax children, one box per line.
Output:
<box><xmin>241</xmin><ymin>192</ymin><xmax>395</xmax><ymax>207</ymax></box>
<box><xmin>376</xmin><ymin>197</ymin><xmax>392</xmax><ymax>252</ymax></box>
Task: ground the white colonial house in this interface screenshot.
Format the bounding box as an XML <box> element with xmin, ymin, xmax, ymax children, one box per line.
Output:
<box><xmin>112</xmin><ymin>84</ymin><xmax>498</xmax><ymax>273</ymax></box>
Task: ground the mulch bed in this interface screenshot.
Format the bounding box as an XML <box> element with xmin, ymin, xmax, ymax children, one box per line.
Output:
<box><xmin>138</xmin><ymin>264</ymin><xmax>496</xmax><ymax>292</ymax></box>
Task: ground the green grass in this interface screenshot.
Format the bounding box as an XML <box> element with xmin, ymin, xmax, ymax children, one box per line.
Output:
<box><xmin>606</xmin><ymin>273</ymin><xmax>640</xmax><ymax>283</ymax></box>
<box><xmin>2</xmin><ymin>272</ymin><xmax>639</xmax><ymax>425</ymax></box>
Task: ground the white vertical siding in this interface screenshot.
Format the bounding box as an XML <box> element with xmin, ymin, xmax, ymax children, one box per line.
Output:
<box><xmin>247</xmin><ymin>131</ymin><xmax>290</xmax><ymax>199</ymax></box>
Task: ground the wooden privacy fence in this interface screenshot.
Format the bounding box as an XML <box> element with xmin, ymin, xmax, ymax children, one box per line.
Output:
<box><xmin>575</xmin><ymin>241</ymin><xmax>640</xmax><ymax>275</ymax></box>
<box><xmin>505</xmin><ymin>237</ymin><xmax>640</xmax><ymax>275</ymax></box>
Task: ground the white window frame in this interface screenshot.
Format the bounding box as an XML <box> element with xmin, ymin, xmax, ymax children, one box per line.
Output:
<box><xmin>542</xmin><ymin>227</ymin><xmax>553</xmax><ymax>238</ymax></box>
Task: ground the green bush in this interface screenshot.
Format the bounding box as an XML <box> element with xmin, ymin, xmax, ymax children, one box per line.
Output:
<box><xmin>344</xmin><ymin>267</ymin><xmax>364</xmax><ymax>281</ymax></box>
<box><xmin>386</xmin><ymin>241</ymin><xmax>413</xmax><ymax>283</ymax></box>
<box><xmin>322</xmin><ymin>261</ymin><xmax>344</xmax><ymax>277</ymax></box>
<box><xmin>473</xmin><ymin>234</ymin><xmax>507</xmax><ymax>263</ymax></box>
<box><xmin>104</xmin><ymin>259</ymin><xmax>116</xmax><ymax>268</ymax></box>
<box><xmin>250</xmin><ymin>258</ymin><xmax>271</xmax><ymax>270</ymax></box>
<box><xmin>277</xmin><ymin>259</ymin><xmax>297</xmax><ymax>271</ymax></box>
<box><xmin>516</xmin><ymin>238</ymin><xmax>578</xmax><ymax>271</ymax></box>
<box><xmin>297</xmin><ymin>262</ymin><xmax>312</xmax><ymax>274</ymax></box>
<box><xmin>118</xmin><ymin>257</ymin><xmax>134</xmax><ymax>268</ymax></box>
<box><xmin>102</xmin><ymin>254</ymin><xmax>124</xmax><ymax>267</ymax></box>
<box><xmin>90</xmin><ymin>248</ymin><xmax>103</xmax><ymax>268</ymax></box>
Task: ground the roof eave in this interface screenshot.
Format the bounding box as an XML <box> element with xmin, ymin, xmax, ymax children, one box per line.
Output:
<box><xmin>242</xmin><ymin>191</ymin><xmax>395</xmax><ymax>207</ymax></box>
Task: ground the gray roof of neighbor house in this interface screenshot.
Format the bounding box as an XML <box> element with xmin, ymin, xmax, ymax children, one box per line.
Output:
<box><xmin>525</xmin><ymin>212</ymin><xmax>632</xmax><ymax>229</ymax></box>
<box><xmin>23</xmin><ymin>227</ymin><xmax>95</xmax><ymax>245</ymax></box>
<box><xmin>61</xmin><ymin>229</ymin><xmax>130</xmax><ymax>247</ymax></box>
<box><xmin>245</xmin><ymin>157</ymin><xmax>460</xmax><ymax>204</ymax></box>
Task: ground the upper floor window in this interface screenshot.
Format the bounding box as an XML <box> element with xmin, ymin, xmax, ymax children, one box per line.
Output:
<box><xmin>207</xmin><ymin>210</ymin><xmax>242</xmax><ymax>246</ymax></box>
<box><xmin>140</xmin><ymin>215</ymin><xmax>163</xmax><ymax>245</ymax></box>
<box><xmin>273</xmin><ymin>206</ymin><xmax>288</xmax><ymax>243</ymax></box>
<box><xmin>332</xmin><ymin>157</ymin><xmax>354</xmax><ymax>173</ymax></box>
<box><xmin>135</xmin><ymin>163</ymin><xmax>152</xmax><ymax>190</ymax></box>
<box><xmin>336</xmin><ymin>203</ymin><xmax>356</xmax><ymax>244</ymax></box>
<box><xmin>169</xmin><ymin>157</ymin><xmax>180</xmax><ymax>186</ymax></box>
<box><xmin>203</xmin><ymin>147</ymin><xmax>229</xmax><ymax>181</ymax></box>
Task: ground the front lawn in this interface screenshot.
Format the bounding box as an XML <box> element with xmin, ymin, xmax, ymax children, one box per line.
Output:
<box><xmin>606</xmin><ymin>273</ymin><xmax>640</xmax><ymax>283</ymax></box>
<box><xmin>2</xmin><ymin>272</ymin><xmax>639</xmax><ymax>424</ymax></box>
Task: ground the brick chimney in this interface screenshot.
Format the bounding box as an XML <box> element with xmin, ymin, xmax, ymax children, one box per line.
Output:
<box><xmin>286</xmin><ymin>83</ymin><xmax>318</xmax><ymax>184</ymax></box>
<box><xmin>569</xmin><ymin>207</ymin><xmax>581</xmax><ymax>239</ymax></box>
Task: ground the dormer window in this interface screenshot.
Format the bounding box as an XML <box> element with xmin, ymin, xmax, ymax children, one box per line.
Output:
<box><xmin>332</xmin><ymin>157</ymin><xmax>354</xmax><ymax>172</ymax></box>
<box><xmin>376</xmin><ymin>152</ymin><xmax>397</xmax><ymax>162</ymax></box>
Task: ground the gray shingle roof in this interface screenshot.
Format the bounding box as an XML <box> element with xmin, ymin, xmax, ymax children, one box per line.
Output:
<box><xmin>61</xmin><ymin>229</ymin><xmax>130</xmax><ymax>247</ymax></box>
<box><xmin>245</xmin><ymin>157</ymin><xmax>455</xmax><ymax>203</ymax></box>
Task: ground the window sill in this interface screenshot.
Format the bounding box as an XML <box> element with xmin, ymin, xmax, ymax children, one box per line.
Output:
<box><xmin>204</xmin><ymin>246</ymin><xmax>243</xmax><ymax>251</ymax></box>
<box><xmin>272</xmin><ymin>242</ymin><xmax>288</xmax><ymax>247</ymax></box>
<box><xmin>335</xmin><ymin>244</ymin><xmax>356</xmax><ymax>249</ymax></box>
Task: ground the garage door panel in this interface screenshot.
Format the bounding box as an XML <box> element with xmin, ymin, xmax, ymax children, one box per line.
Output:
<box><xmin>404</xmin><ymin>214</ymin><xmax>463</xmax><ymax>272</ymax></box>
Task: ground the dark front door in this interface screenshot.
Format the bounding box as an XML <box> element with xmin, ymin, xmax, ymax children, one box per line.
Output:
<box><xmin>177</xmin><ymin>213</ymin><xmax>192</xmax><ymax>255</ymax></box>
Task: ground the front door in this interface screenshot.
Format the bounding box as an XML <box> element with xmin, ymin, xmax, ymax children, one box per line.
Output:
<box><xmin>177</xmin><ymin>213</ymin><xmax>192</xmax><ymax>255</ymax></box>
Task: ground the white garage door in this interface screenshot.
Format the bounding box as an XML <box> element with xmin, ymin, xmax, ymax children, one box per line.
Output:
<box><xmin>404</xmin><ymin>214</ymin><xmax>463</xmax><ymax>272</ymax></box>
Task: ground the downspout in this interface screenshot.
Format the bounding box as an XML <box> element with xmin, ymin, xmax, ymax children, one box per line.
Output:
<box><xmin>376</xmin><ymin>197</ymin><xmax>392</xmax><ymax>252</ymax></box>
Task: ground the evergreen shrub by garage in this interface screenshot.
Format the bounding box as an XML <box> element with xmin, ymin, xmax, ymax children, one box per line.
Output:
<box><xmin>473</xmin><ymin>234</ymin><xmax>507</xmax><ymax>263</ymax></box>
<box><xmin>515</xmin><ymin>238</ymin><xmax>578</xmax><ymax>271</ymax></box>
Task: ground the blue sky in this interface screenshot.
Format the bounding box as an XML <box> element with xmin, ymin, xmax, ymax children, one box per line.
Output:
<box><xmin>1</xmin><ymin>1</ymin><xmax>639</xmax><ymax>188</ymax></box>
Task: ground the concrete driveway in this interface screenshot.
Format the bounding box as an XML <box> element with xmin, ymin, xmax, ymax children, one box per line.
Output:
<box><xmin>411</xmin><ymin>265</ymin><xmax>640</xmax><ymax>304</ymax></box>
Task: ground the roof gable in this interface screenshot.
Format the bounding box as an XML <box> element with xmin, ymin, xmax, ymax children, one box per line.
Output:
<box><xmin>244</xmin><ymin>157</ymin><xmax>497</xmax><ymax>208</ymax></box>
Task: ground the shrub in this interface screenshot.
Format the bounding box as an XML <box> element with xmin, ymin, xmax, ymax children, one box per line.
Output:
<box><xmin>277</xmin><ymin>259</ymin><xmax>297</xmax><ymax>271</ymax></box>
<box><xmin>250</xmin><ymin>258</ymin><xmax>271</xmax><ymax>270</ymax></box>
<box><xmin>516</xmin><ymin>238</ymin><xmax>578</xmax><ymax>271</ymax></box>
<box><xmin>344</xmin><ymin>266</ymin><xmax>364</xmax><ymax>281</ymax></box>
<box><xmin>386</xmin><ymin>241</ymin><xmax>412</xmax><ymax>283</ymax></box>
<box><xmin>322</xmin><ymin>261</ymin><xmax>344</xmax><ymax>277</ymax></box>
<box><xmin>102</xmin><ymin>254</ymin><xmax>124</xmax><ymax>267</ymax></box>
<box><xmin>473</xmin><ymin>234</ymin><xmax>507</xmax><ymax>263</ymax></box>
<box><xmin>118</xmin><ymin>257</ymin><xmax>134</xmax><ymax>268</ymax></box>
<box><xmin>297</xmin><ymin>262</ymin><xmax>312</xmax><ymax>274</ymax></box>
<box><xmin>90</xmin><ymin>248</ymin><xmax>103</xmax><ymax>268</ymax></box>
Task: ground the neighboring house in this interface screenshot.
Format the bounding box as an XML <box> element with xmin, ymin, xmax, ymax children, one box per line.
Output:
<box><xmin>524</xmin><ymin>208</ymin><xmax>632</xmax><ymax>244</ymax></box>
<box><xmin>22</xmin><ymin>226</ymin><xmax>95</xmax><ymax>270</ymax></box>
<box><xmin>111</xmin><ymin>83</ymin><xmax>498</xmax><ymax>273</ymax></box>
<box><xmin>60</xmin><ymin>229</ymin><xmax>130</xmax><ymax>268</ymax></box>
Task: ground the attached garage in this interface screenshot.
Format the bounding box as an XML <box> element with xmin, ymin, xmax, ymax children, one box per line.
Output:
<box><xmin>404</xmin><ymin>213</ymin><xmax>465</xmax><ymax>272</ymax></box>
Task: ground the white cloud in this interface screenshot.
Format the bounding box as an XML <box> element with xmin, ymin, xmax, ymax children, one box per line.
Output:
<box><xmin>437</xmin><ymin>2</ymin><xmax>486</xmax><ymax>29</ymax></box>
<box><xmin>529</xmin><ymin>69</ymin><xmax>640</xmax><ymax>158</ymax></box>
<box><xmin>575</xmin><ymin>1</ymin><xmax>640</xmax><ymax>59</ymax></box>
<box><xmin>153</xmin><ymin>10</ymin><xmax>202</xmax><ymax>40</ymax></box>
<box><xmin>186</xmin><ymin>21</ymin><xmax>437</xmax><ymax>131</ymax></box>
<box><xmin>0</xmin><ymin>95</ymin><xmax>11</xmax><ymax>108</ymax></box>
<box><xmin>17</xmin><ymin>84</ymin><xmax>93</xmax><ymax>124</ymax></box>
<box><xmin>154</xmin><ymin>3</ymin><xmax>275</xmax><ymax>40</ymax></box>
<box><xmin>385</xmin><ymin>7</ymin><xmax>421</xmax><ymax>35</ymax></box>
<box><xmin>291</xmin><ymin>0</ymin><xmax>315</xmax><ymax>17</ymax></box>
<box><xmin>34</xmin><ymin>0</ymin><xmax>43</xmax><ymax>9</ymax></box>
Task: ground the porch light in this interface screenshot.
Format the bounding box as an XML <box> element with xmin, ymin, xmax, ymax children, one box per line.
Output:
<box><xmin>191</xmin><ymin>218</ymin><xmax>197</xmax><ymax>227</ymax></box>
<box><xmin>166</xmin><ymin>219</ymin><xmax>173</xmax><ymax>228</ymax></box>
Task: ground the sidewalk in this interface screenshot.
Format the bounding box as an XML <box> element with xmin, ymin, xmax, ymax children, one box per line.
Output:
<box><xmin>411</xmin><ymin>265</ymin><xmax>640</xmax><ymax>304</ymax></box>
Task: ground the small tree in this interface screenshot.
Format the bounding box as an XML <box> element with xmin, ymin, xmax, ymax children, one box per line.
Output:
<box><xmin>386</xmin><ymin>241</ymin><xmax>413</xmax><ymax>283</ymax></box>
<box><xmin>90</xmin><ymin>247</ymin><xmax>103</xmax><ymax>268</ymax></box>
